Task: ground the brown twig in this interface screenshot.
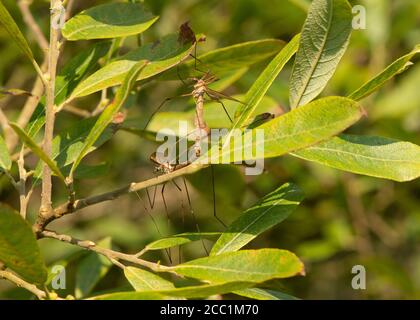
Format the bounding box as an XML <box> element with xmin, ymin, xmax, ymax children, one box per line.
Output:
<box><xmin>18</xmin><ymin>0</ymin><xmax>49</xmax><ymax>52</ymax></box>
<box><xmin>33</xmin><ymin>163</ymin><xmax>206</xmax><ymax>234</ymax></box>
<box><xmin>39</xmin><ymin>230</ymin><xmax>171</xmax><ymax>273</ymax></box>
<box><xmin>0</xmin><ymin>269</ymin><xmax>47</xmax><ymax>300</ymax></box>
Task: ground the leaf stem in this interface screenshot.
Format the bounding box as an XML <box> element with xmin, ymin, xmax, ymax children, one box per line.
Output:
<box><xmin>0</xmin><ymin>269</ymin><xmax>47</xmax><ymax>300</ymax></box>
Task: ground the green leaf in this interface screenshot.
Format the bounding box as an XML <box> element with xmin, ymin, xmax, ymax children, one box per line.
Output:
<box><xmin>69</xmin><ymin>33</ymin><xmax>195</xmax><ymax>99</ymax></box>
<box><xmin>98</xmin><ymin>282</ymin><xmax>254</xmax><ymax>299</ymax></box>
<box><xmin>124</xmin><ymin>267</ymin><xmax>175</xmax><ymax>291</ymax></box>
<box><xmin>233</xmin><ymin>34</ymin><xmax>300</xmax><ymax>128</ymax></box>
<box><xmin>289</xmin><ymin>0</ymin><xmax>352</xmax><ymax>108</ymax></box>
<box><xmin>62</xmin><ymin>2</ymin><xmax>158</xmax><ymax>41</ymax></box>
<box><xmin>211</xmin><ymin>183</ymin><xmax>303</xmax><ymax>256</ymax></box>
<box><xmin>233</xmin><ymin>288</ymin><xmax>299</xmax><ymax>300</ymax></box>
<box><xmin>162</xmin><ymin>39</ymin><xmax>285</xmax><ymax>80</ymax></box>
<box><xmin>172</xmin><ymin>249</ymin><xmax>304</xmax><ymax>283</ymax></box>
<box><xmin>55</xmin><ymin>41</ymin><xmax>112</xmax><ymax>105</ymax></box>
<box><xmin>0</xmin><ymin>135</ymin><xmax>11</xmax><ymax>170</ymax></box>
<box><xmin>0</xmin><ymin>1</ymin><xmax>42</xmax><ymax>75</ymax></box>
<box><xmin>75</xmin><ymin>238</ymin><xmax>113</xmax><ymax>299</ymax></box>
<box><xmin>24</xmin><ymin>42</ymin><xmax>111</xmax><ymax>139</ymax></box>
<box><xmin>90</xmin><ymin>291</ymin><xmax>167</xmax><ymax>300</ymax></box>
<box><xmin>214</xmin><ymin>96</ymin><xmax>363</xmax><ymax>162</ymax></box>
<box><xmin>0</xmin><ymin>204</ymin><xmax>47</xmax><ymax>284</ymax></box>
<box><xmin>9</xmin><ymin>123</ymin><xmax>65</xmax><ymax>182</ymax></box>
<box><xmin>292</xmin><ymin>134</ymin><xmax>420</xmax><ymax>182</ymax></box>
<box><xmin>145</xmin><ymin>233</ymin><xmax>221</xmax><ymax>251</ymax></box>
<box><xmin>70</xmin><ymin>60</ymin><xmax>148</xmax><ymax>177</ymax></box>
<box><xmin>348</xmin><ymin>45</ymin><xmax>420</xmax><ymax>101</ymax></box>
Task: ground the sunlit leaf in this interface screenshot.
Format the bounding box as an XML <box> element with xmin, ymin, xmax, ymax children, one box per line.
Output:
<box><xmin>213</xmin><ymin>96</ymin><xmax>363</xmax><ymax>162</ymax></box>
<box><xmin>292</xmin><ymin>134</ymin><xmax>420</xmax><ymax>182</ymax></box>
<box><xmin>172</xmin><ymin>249</ymin><xmax>304</xmax><ymax>283</ymax></box>
<box><xmin>124</xmin><ymin>267</ymin><xmax>175</xmax><ymax>291</ymax></box>
<box><xmin>62</xmin><ymin>2</ymin><xmax>159</xmax><ymax>40</ymax></box>
<box><xmin>348</xmin><ymin>45</ymin><xmax>420</xmax><ymax>101</ymax></box>
<box><xmin>144</xmin><ymin>233</ymin><xmax>221</xmax><ymax>251</ymax></box>
<box><xmin>234</xmin><ymin>288</ymin><xmax>299</xmax><ymax>300</ymax></box>
<box><xmin>69</xmin><ymin>33</ymin><xmax>195</xmax><ymax>99</ymax></box>
<box><xmin>233</xmin><ymin>34</ymin><xmax>300</xmax><ymax>128</ymax></box>
<box><xmin>289</xmin><ymin>0</ymin><xmax>352</xmax><ymax>108</ymax></box>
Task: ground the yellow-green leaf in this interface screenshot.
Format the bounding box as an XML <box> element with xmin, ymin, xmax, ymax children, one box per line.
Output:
<box><xmin>290</xmin><ymin>0</ymin><xmax>352</xmax><ymax>108</ymax></box>
<box><xmin>9</xmin><ymin>122</ymin><xmax>65</xmax><ymax>182</ymax></box>
<box><xmin>124</xmin><ymin>267</ymin><xmax>175</xmax><ymax>291</ymax></box>
<box><xmin>171</xmin><ymin>249</ymin><xmax>304</xmax><ymax>283</ymax></box>
<box><xmin>69</xmin><ymin>33</ymin><xmax>195</xmax><ymax>99</ymax></box>
<box><xmin>233</xmin><ymin>34</ymin><xmax>300</xmax><ymax>128</ymax></box>
<box><xmin>0</xmin><ymin>135</ymin><xmax>11</xmax><ymax>170</ymax></box>
<box><xmin>62</xmin><ymin>2</ymin><xmax>158</xmax><ymax>41</ymax></box>
<box><xmin>348</xmin><ymin>45</ymin><xmax>420</xmax><ymax>101</ymax></box>
<box><xmin>292</xmin><ymin>134</ymin><xmax>420</xmax><ymax>182</ymax></box>
<box><xmin>145</xmin><ymin>233</ymin><xmax>221</xmax><ymax>251</ymax></box>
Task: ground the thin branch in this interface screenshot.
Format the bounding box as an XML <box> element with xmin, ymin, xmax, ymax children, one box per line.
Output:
<box><xmin>40</xmin><ymin>0</ymin><xmax>61</xmax><ymax>217</ymax></box>
<box><xmin>39</xmin><ymin>230</ymin><xmax>172</xmax><ymax>273</ymax></box>
<box><xmin>18</xmin><ymin>0</ymin><xmax>49</xmax><ymax>52</ymax></box>
<box><xmin>0</xmin><ymin>269</ymin><xmax>47</xmax><ymax>300</ymax></box>
<box><xmin>33</xmin><ymin>163</ymin><xmax>206</xmax><ymax>234</ymax></box>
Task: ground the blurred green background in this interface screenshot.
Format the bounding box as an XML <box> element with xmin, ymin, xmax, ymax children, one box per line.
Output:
<box><xmin>0</xmin><ymin>0</ymin><xmax>419</xmax><ymax>299</ymax></box>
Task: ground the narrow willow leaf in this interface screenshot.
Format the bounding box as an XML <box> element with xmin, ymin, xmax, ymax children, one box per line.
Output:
<box><xmin>56</xmin><ymin>41</ymin><xmax>112</xmax><ymax>105</ymax></box>
<box><xmin>0</xmin><ymin>1</ymin><xmax>42</xmax><ymax>75</ymax></box>
<box><xmin>24</xmin><ymin>42</ymin><xmax>111</xmax><ymax>139</ymax></box>
<box><xmin>97</xmin><ymin>282</ymin><xmax>254</xmax><ymax>299</ymax></box>
<box><xmin>75</xmin><ymin>238</ymin><xmax>113</xmax><ymax>299</ymax></box>
<box><xmin>162</xmin><ymin>39</ymin><xmax>285</xmax><ymax>80</ymax></box>
<box><xmin>234</xmin><ymin>288</ymin><xmax>299</xmax><ymax>300</ymax></box>
<box><xmin>69</xmin><ymin>33</ymin><xmax>195</xmax><ymax>99</ymax></box>
<box><xmin>211</xmin><ymin>183</ymin><xmax>303</xmax><ymax>256</ymax></box>
<box><xmin>91</xmin><ymin>291</ymin><xmax>167</xmax><ymax>300</ymax></box>
<box><xmin>289</xmin><ymin>0</ymin><xmax>352</xmax><ymax>108</ymax></box>
<box><xmin>348</xmin><ymin>45</ymin><xmax>420</xmax><ymax>101</ymax></box>
<box><xmin>233</xmin><ymin>34</ymin><xmax>300</xmax><ymax>127</ymax></box>
<box><xmin>0</xmin><ymin>135</ymin><xmax>11</xmax><ymax>170</ymax></box>
<box><xmin>0</xmin><ymin>204</ymin><xmax>47</xmax><ymax>284</ymax></box>
<box><xmin>172</xmin><ymin>249</ymin><xmax>304</xmax><ymax>283</ymax></box>
<box><xmin>214</xmin><ymin>97</ymin><xmax>363</xmax><ymax>162</ymax></box>
<box><xmin>145</xmin><ymin>233</ymin><xmax>221</xmax><ymax>251</ymax></box>
<box><xmin>292</xmin><ymin>134</ymin><xmax>420</xmax><ymax>182</ymax></box>
<box><xmin>9</xmin><ymin>123</ymin><xmax>65</xmax><ymax>182</ymax></box>
<box><xmin>70</xmin><ymin>61</ymin><xmax>148</xmax><ymax>177</ymax></box>
<box><xmin>62</xmin><ymin>2</ymin><xmax>159</xmax><ymax>40</ymax></box>
<box><xmin>124</xmin><ymin>267</ymin><xmax>175</xmax><ymax>291</ymax></box>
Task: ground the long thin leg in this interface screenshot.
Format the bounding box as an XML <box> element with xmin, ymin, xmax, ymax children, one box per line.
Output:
<box><xmin>143</xmin><ymin>93</ymin><xmax>193</xmax><ymax>130</ymax></box>
<box><xmin>146</xmin><ymin>186</ymin><xmax>158</xmax><ymax>209</ymax></box>
<box><xmin>160</xmin><ymin>182</ymin><xmax>173</xmax><ymax>264</ymax></box>
<box><xmin>182</xmin><ymin>177</ymin><xmax>209</xmax><ymax>255</ymax></box>
<box><xmin>205</xmin><ymin>94</ymin><xmax>233</xmax><ymax>123</ymax></box>
<box><xmin>135</xmin><ymin>191</ymin><xmax>172</xmax><ymax>263</ymax></box>
<box><xmin>211</xmin><ymin>165</ymin><xmax>227</xmax><ymax>228</ymax></box>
